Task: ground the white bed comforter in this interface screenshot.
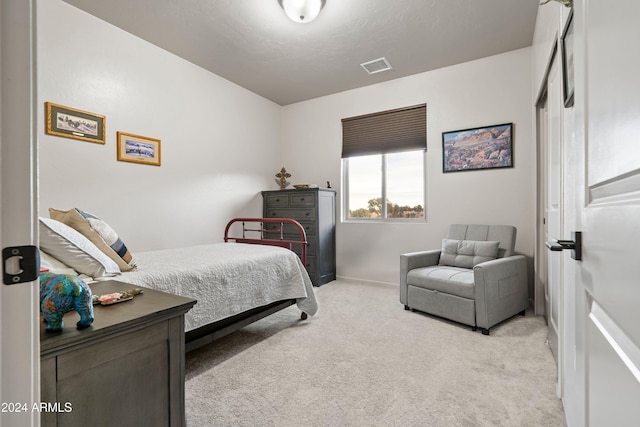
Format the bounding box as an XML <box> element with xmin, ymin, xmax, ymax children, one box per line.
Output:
<box><xmin>101</xmin><ymin>243</ymin><xmax>318</xmax><ymax>331</ymax></box>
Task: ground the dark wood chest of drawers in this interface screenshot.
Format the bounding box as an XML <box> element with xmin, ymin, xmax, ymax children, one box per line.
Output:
<box><xmin>262</xmin><ymin>188</ymin><xmax>336</xmax><ymax>286</ymax></box>
<box><xmin>40</xmin><ymin>280</ymin><xmax>196</xmax><ymax>427</ymax></box>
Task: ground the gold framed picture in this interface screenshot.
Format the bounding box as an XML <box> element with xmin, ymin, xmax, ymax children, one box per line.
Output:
<box><xmin>45</xmin><ymin>102</ymin><xmax>106</xmax><ymax>144</ymax></box>
<box><xmin>116</xmin><ymin>132</ymin><xmax>161</xmax><ymax>166</ymax></box>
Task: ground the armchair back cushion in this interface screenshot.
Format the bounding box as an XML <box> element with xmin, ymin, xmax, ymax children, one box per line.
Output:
<box><xmin>438</xmin><ymin>239</ymin><xmax>500</xmax><ymax>268</ymax></box>
<box><xmin>447</xmin><ymin>224</ymin><xmax>516</xmax><ymax>258</ymax></box>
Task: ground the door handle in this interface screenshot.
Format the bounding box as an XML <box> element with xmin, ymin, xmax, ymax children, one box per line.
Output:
<box><xmin>545</xmin><ymin>231</ymin><xmax>582</xmax><ymax>261</ymax></box>
<box><xmin>544</xmin><ymin>240</ymin><xmax>575</xmax><ymax>251</ymax></box>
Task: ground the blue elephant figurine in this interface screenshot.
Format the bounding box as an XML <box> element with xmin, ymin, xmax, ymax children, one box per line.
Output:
<box><xmin>40</xmin><ymin>272</ymin><xmax>94</xmax><ymax>331</ymax></box>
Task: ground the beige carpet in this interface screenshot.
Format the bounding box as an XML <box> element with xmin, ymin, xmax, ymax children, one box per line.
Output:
<box><xmin>185</xmin><ymin>280</ymin><xmax>566</xmax><ymax>426</ymax></box>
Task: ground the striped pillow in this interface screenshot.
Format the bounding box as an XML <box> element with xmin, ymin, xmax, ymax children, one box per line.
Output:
<box><xmin>49</xmin><ymin>208</ymin><xmax>136</xmax><ymax>271</ymax></box>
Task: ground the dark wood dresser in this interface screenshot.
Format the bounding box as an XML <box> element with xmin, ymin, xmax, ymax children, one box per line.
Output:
<box><xmin>40</xmin><ymin>280</ymin><xmax>196</xmax><ymax>427</ymax></box>
<box><xmin>262</xmin><ymin>187</ymin><xmax>336</xmax><ymax>286</ymax></box>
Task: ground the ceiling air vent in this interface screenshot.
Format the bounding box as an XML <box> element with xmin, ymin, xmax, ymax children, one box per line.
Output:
<box><xmin>360</xmin><ymin>57</ymin><xmax>392</xmax><ymax>75</ymax></box>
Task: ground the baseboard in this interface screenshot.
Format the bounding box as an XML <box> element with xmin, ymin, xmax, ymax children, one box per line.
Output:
<box><xmin>335</xmin><ymin>275</ymin><xmax>398</xmax><ymax>288</ymax></box>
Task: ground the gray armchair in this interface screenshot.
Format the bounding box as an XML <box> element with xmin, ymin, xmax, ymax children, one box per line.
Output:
<box><xmin>400</xmin><ymin>224</ymin><xmax>528</xmax><ymax>335</ymax></box>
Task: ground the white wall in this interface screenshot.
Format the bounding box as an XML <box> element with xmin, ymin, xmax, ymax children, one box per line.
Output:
<box><xmin>38</xmin><ymin>0</ymin><xmax>281</xmax><ymax>252</ymax></box>
<box><xmin>281</xmin><ymin>48</ymin><xmax>535</xmax><ymax>285</ymax></box>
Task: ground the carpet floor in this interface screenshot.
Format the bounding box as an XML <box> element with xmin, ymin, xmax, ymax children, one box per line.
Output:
<box><xmin>185</xmin><ymin>279</ymin><xmax>566</xmax><ymax>426</ymax></box>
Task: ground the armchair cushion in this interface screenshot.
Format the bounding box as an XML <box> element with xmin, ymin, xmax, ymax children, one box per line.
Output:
<box><xmin>407</xmin><ymin>266</ymin><xmax>475</xmax><ymax>299</ymax></box>
<box><xmin>438</xmin><ymin>239</ymin><xmax>500</xmax><ymax>268</ymax></box>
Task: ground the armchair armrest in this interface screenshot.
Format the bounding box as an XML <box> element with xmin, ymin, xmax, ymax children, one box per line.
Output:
<box><xmin>401</xmin><ymin>250</ymin><xmax>441</xmax><ymax>271</ymax></box>
<box><xmin>400</xmin><ymin>249</ymin><xmax>441</xmax><ymax>303</ymax></box>
<box><xmin>473</xmin><ymin>255</ymin><xmax>528</xmax><ymax>329</ymax></box>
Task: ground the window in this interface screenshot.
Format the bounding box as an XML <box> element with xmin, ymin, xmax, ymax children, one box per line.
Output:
<box><xmin>342</xmin><ymin>104</ymin><xmax>426</xmax><ymax>221</ymax></box>
<box><xmin>344</xmin><ymin>151</ymin><xmax>425</xmax><ymax>219</ymax></box>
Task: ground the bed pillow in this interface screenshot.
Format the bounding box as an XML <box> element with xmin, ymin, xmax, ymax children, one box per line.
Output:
<box><xmin>49</xmin><ymin>208</ymin><xmax>136</xmax><ymax>271</ymax></box>
<box><xmin>39</xmin><ymin>217</ymin><xmax>121</xmax><ymax>277</ymax></box>
<box><xmin>438</xmin><ymin>239</ymin><xmax>500</xmax><ymax>269</ymax></box>
<box><xmin>39</xmin><ymin>250</ymin><xmax>80</xmax><ymax>276</ymax></box>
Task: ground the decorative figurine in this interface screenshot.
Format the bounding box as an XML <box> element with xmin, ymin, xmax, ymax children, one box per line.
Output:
<box><xmin>39</xmin><ymin>272</ymin><xmax>94</xmax><ymax>331</ymax></box>
<box><xmin>275</xmin><ymin>167</ymin><xmax>292</xmax><ymax>190</ymax></box>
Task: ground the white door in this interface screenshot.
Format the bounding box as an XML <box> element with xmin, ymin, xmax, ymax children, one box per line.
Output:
<box><xmin>535</xmin><ymin>98</ymin><xmax>548</xmax><ymax>318</ymax></box>
<box><xmin>544</xmin><ymin>56</ymin><xmax>564</xmax><ymax>387</ymax></box>
<box><xmin>0</xmin><ymin>0</ymin><xmax>40</xmax><ymax>426</ymax></box>
<box><xmin>573</xmin><ymin>0</ymin><xmax>640</xmax><ymax>424</ymax></box>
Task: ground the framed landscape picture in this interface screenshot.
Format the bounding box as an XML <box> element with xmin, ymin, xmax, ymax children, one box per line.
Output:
<box><xmin>45</xmin><ymin>102</ymin><xmax>106</xmax><ymax>144</ymax></box>
<box><xmin>116</xmin><ymin>131</ymin><xmax>161</xmax><ymax>166</ymax></box>
<box><xmin>442</xmin><ymin>123</ymin><xmax>513</xmax><ymax>173</ymax></box>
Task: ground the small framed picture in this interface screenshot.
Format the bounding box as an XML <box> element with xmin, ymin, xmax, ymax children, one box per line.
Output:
<box><xmin>561</xmin><ymin>9</ymin><xmax>575</xmax><ymax>108</ymax></box>
<box><xmin>442</xmin><ymin>123</ymin><xmax>513</xmax><ymax>173</ymax></box>
<box><xmin>45</xmin><ymin>102</ymin><xmax>106</xmax><ymax>144</ymax></box>
<box><xmin>116</xmin><ymin>132</ymin><xmax>161</xmax><ymax>166</ymax></box>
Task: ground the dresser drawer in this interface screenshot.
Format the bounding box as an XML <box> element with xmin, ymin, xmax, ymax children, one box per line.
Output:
<box><xmin>264</xmin><ymin>193</ymin><xmax>290</xmax><ymax>206</ymax></box>
<box><xmin>304</xmin><ymin>256</ymin><xmax>317</xmax><ymax>276</ymax></box>
<box><xmin>290</xmin><ymin>192</ymin><xmax>315</xmax><ymax>206</ymax></box>
<box><xmin>264</xmin><ymin>220</ymin><xmax>315</xmax><ymax>236</ymax></box>
<box><xmin>56</xmin><ymin>322</ymin><xmax>168</xmax><ymax>381</ymax></box>
<box><xmin>290</xmin><ymin>236</ymin><xmax>316</xmax><ymax>257</ymax></box>
<box><xmin>298</xmin><ymin>221</ymin><xmax>315</xmax><ymax>236</ymax></box>
<box><xmin>266</xmin><ymin>208</ymin><xmax>315</xmax><ymax>221</ymax></box>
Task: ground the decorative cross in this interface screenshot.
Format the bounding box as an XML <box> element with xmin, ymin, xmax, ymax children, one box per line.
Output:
<box><xmin>275</xmin><ymin>167</ymin><xmax>291</xmax><ymax>190</ymax></box>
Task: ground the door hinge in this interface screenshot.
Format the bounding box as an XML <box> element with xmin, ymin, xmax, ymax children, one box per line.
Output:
<box><xmin>2</xmin><ymin>245</ymin><xmax>40</xmax><ymax>285</ymax></box>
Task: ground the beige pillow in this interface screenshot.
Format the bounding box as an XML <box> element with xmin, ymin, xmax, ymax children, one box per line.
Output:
<box><xmin>49</xmin><ymin>208</ymin><xmax>136</xmax><ymax>271</ymax></box>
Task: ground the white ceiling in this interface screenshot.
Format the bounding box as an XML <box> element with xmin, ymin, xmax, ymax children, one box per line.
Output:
<box><xmin>62</xmin><ymin>0</ymin><xmax>539</xmax><ymax>106</ymax></box>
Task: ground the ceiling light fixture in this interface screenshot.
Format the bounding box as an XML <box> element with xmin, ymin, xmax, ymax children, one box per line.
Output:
<box><xmin>278</xmin><ymin>0</ymin><xmax>326</xmax><ymax>24</ymax></box>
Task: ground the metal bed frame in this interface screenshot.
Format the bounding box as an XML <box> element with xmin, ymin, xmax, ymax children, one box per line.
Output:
<box><xmin>185</xmin><ymin>217</ymin><xmax>309</xmax><ymax>352</ymax></box>
<box><xmin>223</xmin><ymin>217</ymin><xmax>307</xmax><ymax>267</ymax></box>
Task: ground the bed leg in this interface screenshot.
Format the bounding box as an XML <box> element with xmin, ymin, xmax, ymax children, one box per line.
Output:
<box><xmin>300</xmin><ymin>312</ymin><xmax>308</xmax><ymax>320</ymax></box>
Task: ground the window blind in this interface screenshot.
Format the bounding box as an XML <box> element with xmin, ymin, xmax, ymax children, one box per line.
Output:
<box><xmin>341</xmin><ymin>104</ymin><xmax>426</xmax><ymax>158</ymax></box>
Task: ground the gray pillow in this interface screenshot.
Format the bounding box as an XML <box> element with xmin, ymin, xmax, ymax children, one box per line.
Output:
<box><xmin>439</xmin><ymin>239</ymin><xmax>500</xmax><ymax>268</ymax></box>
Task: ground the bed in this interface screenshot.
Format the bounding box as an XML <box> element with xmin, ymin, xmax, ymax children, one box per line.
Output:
<box><xmin>39</xmin><ymin>215</ymin><xmax>318</xmax><ymax>352</ymax></box>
